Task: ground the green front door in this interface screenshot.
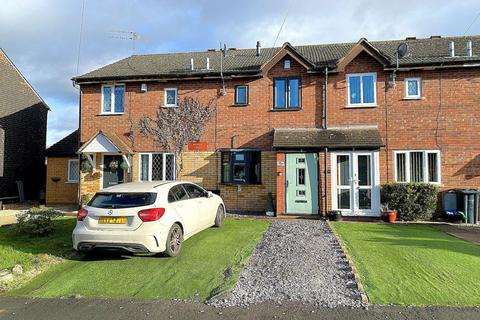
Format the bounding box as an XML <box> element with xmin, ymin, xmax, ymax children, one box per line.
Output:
<box><xmin>286</xmin><ymin>153</ymin><xmax>318</xmax><ymax>214</ymax></box>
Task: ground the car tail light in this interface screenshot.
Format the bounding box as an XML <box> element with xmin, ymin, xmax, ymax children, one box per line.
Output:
<box><xmin>138</xmin><ymin>208</ymin><xmax>165</xmax><ymax>222</ymax></box>
<box><xmin>77</xmin><ymin>208</ymin><xmax>88</xmax><ymax>221</ymax></box>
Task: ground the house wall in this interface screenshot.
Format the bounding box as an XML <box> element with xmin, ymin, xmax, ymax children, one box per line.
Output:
<box><xmin>79</xmin><ymin>51</ymin><xmax>480</xmax><ymax>215</ymax></box>
<box><xmin>0</xmin><ymin>103</ymin><xmax>48</xmax><ymax>199</ymax></box>
<box><xmin>46</xmin><ymin>157</ymin><xmax>78</xmax><ymax>205</ymax></box>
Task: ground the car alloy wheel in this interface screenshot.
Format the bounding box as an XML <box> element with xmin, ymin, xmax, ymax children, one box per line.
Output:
<box><xmin>165</xmin><ymin>223</ymin><xmax>183</xmax><ymax>257</ymax></box>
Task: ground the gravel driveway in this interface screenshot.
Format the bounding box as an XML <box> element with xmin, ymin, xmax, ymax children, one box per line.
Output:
<box><xmin>210</xmin><ymin>219</ymin><xmax>362</xmax><ymax>308</ymax></box>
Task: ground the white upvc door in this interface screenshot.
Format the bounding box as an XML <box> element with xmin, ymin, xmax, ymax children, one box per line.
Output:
<box><xmin>331</xmin><ymin>151</ymin><xmax>381</xmax><ymax>216</ymax></box>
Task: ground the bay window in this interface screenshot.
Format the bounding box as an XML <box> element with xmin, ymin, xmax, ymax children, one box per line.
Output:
<box><xmin>221</xmin><ymin>150</ymin><xmax>261</xmax><ymax>184</ymax></box>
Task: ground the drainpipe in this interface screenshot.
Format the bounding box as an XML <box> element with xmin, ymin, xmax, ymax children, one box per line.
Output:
<box><xmin>323</xmin><ymin>67</ymin><xmax>329</xmax><ymax>216</ymax></box>
<box><xmin>322</xmin><ymin>67</ymin><xmax>328</xmax><ymax>129</ymax></box>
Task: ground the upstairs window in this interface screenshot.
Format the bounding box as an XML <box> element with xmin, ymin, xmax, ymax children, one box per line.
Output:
<box><xmin>405</xmin><ymin>78</ymin><xmax>421</xmax><ymax>99</ymax></box>
<box><xmin>102</xmin><ymin>84</ymin><xmax>125</xmax><ymax>114</ymax></box>
<box><xmin>221</xmin><ymin>150</ymin><xmax>261</xmax><ymax>184</ymax></box>
<box><xmin>347</xmin><ymin>73</ymin><xmax>376</xmax><ymax>107</ymax></box>
<box><xmin>234</xmin><ymin>85</ymin><xmax>248</xmax><ymax>105</ymax></box>
<box><xmin>164</xmin><ymin>88</ymin><xmax>178</xmax><ymax>107</ymax></box>
<box><xmin>274</xmin><ymin>77</ymin><xmax>301</xmax><ymax>109</ymax></box>
<box><xmin>395</xmin><ymin>150</ymin><xmax>440</xmax><ymax>183</ymax></box>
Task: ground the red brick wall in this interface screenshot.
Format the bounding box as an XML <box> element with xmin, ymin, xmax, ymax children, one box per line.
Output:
<box><xmin>80</xmin><ymin>51</ymin><xmax>480</xmax><ymax>213</ymax></box>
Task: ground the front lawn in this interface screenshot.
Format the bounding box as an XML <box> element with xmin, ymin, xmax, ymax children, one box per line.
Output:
<box><xmin>331</xmin><ymin>222</ymin><xmax>480</xmax><ymax>306</ymax></box>
<box><xmin>0</xmin><ymin>218</ymin><xmax>74</xmax><ymax>272</ymax></box>
<box><xmin>4</xmin><ymin>218</ymin><xmax>270</xmax><ymax>300</ymax></box>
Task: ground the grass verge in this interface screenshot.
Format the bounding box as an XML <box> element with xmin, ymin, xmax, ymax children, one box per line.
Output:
<box><xmin>4</xmin><ymin>218</ymin><xmax>269</xmax><ymax>301</ymax></box>
<box><xmin>331</xmin><ymin>222</ymin><xmax>480</xmax><ymax>306</ymax></box>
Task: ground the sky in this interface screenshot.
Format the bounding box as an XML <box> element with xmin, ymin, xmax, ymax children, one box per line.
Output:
<box><xmin>1</xmin><ymin>0</ymin><xmax>479</xmax><ymax>146</ymax></box>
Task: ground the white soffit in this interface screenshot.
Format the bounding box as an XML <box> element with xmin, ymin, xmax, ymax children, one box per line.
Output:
<box><xmin>81</xmin><ymin>133</ymin><xmax>119</xmax><ymax>153</ymax></box>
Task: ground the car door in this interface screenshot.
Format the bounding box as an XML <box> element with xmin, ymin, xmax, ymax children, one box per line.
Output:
<box><xmin>183</xmin><ymin>183</ymin><xmax>212</xmax><ymax>228</ymax></box>
<box><xmin>168</xmin><ymin>185</ymin><xmax>198</xmax><ymax>237</ymax></box>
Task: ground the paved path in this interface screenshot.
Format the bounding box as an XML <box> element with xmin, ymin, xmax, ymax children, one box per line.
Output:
<box><xmin>0</xmin><ymin>214</ymin><xmax>16</xmax><ymax>227</ymax></box>
<box><xmin>435</xmin><ymin>224</ymin><xmax>480</xmax><ymax>244</ymax></box>
<box><xmin>0</xmin><ymin>297</ymin><xmax>479</xmax><ymax>320</ymax></box>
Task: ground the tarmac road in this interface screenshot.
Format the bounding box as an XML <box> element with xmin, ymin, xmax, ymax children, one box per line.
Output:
<box><xmin>0</xmin><ymin>297</ymin><xmax>479</xmax><ymax>320</ymax></box>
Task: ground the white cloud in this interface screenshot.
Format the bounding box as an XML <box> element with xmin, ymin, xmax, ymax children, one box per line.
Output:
<box><xmin>1</xmin><ymin>0</ymin><xmax>479</xmax><ymax>145</ymax></box>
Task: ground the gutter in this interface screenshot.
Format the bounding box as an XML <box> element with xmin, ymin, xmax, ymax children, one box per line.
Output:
<box><xmin>72</xmin><ymin>71</ymin><xmax>263</xmax><ymax>85</ymax></box>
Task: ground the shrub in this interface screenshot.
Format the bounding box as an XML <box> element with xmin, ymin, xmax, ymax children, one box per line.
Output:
<box><xmin>16</xmin><ymin>206</ymin><xmax>63</xmax><ymax>236</ymax></box>
<box><xmin>382</xmin><ymin>183</ymin><xmax>439</xmax><ymax>221</ymax></box>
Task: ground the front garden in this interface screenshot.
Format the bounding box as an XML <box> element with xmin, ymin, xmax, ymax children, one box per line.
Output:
<box><xmin>331</xmin><ymin>222</ymin><xmax>480</xmax><ymax>306</ymax></box>
<box><xmin>0</xmin><ymin>217</ymin><xmax>270</xmax><ymax>300</ymax></box>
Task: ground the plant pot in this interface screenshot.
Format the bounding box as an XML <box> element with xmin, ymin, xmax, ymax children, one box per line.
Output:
<box><xmin>382</xmin><ymin>210</ymin><xmax>397</xmax><ymax>223</ymax></box>
<box><xmin>328</xmin><ymin>210</ymin><xmax>342</xmax><ymax>221</ymax></box>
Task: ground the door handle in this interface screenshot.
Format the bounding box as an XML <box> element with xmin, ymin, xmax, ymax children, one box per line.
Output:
<box><xmin>286</xmin><ymin>180</ymin><xmax>289</xmax><ymax>188</ymax></box>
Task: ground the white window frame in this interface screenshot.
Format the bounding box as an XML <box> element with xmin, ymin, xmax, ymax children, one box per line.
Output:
<box><xmin>404</xmin><ymin>77</ymin><xmax>422</xmax><ymax>99</ymax></box>
<box><xmin>67</xmin><ymin>159</ymin><xmax>79</xmax><ymax>183</ymax></box>
<box><xmin>164</xmin><ymin>88</ymin><xmax>178</xmax><ymax>107</ymax></box>
<box><xmin>101</xmin><ymin>83</ymin><xmax>125</xmax><ymax>114</ymax></box>
<box><xmin>138</xmin><ymin>153</ymin><xmax>176</xmax><ymax>181</ymax></box>
<box><xmin>346</xmin><ymin>72</ymin><xmax>377</xmax><ymax>107</ymax></box>
<box><xmin>393</xmin><ymin>150</ymin><xmax>441</xmax><ymax>184</ymax></box>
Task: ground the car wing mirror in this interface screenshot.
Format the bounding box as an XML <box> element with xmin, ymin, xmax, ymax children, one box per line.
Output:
<box><xmin>206</xmin><ymin>191</ymin><xmax>214</xmax><ymax>198</ymax></box>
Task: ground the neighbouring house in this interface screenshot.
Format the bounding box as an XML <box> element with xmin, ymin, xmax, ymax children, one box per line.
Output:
<box><xmin>0</xmin><ymin>48</ymin><xmax>49</xmax><ymax>202</ymax></box>
<box><xmin>45</xmin><ymin>130</ymin><xmax>79</xmax><ymax>205</ymax></box>
<box><xmin>72</xmin><ymin>35</ymin><xmax>480</xmax><ymax>217</ymax></box>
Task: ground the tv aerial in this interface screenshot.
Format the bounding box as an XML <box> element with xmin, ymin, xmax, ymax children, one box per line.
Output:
<box><xmin>110</xmin><ymin>30</ymin><xmax>141</xmax><ymax>54</ymax></box>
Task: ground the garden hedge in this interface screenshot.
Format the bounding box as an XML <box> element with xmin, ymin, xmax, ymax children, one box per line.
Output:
<box><xmin>381</xmin><ymin>183</ymin><xmax>439</xmax><ymax>221</ymax></box>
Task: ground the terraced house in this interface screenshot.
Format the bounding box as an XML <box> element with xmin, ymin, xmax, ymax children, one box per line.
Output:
<box><xmin>72</xmin><ymin>35</ymin><xmax>480</xmax><ymax>216</ymax></box>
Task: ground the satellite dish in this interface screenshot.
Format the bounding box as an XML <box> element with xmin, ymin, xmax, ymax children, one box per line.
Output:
<box><xmin>397</xmin><ymin>43</ymin><xmax>408</xmax><ymax>59</ymax></box>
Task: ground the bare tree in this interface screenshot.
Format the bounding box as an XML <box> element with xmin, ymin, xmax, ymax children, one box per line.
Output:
<box><xmin>137</xmin><ymin>96</ymin><xmax>215</xmax><ymax>177</ymax></box>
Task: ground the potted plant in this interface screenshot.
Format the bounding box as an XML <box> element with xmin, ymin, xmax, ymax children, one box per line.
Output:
<box><xmin>81</xmin><ymin>159</ymin><xmax>93</xmax><ymax>173</ymax></box>
<box><xmin>109</xmin><ymin>160</ymin><xmax>119</xmax><ymax>171</ymax></box>
<box><xmin>381</xmin><ymin>204</ymin><xmax>397</xmax><ymax>223</ymax></box>
<box><xmin>328</xmin><ymin>210</ymin><xmax>342</xmax><ymax>221</ymax></box>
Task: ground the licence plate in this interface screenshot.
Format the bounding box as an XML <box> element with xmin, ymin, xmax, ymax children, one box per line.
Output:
<box><xmin>98</xmin><ymin>217</ymin><xmax>127</xmax><ymax>224</ymax></box>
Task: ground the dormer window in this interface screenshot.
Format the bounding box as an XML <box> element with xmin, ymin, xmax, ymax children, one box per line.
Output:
<box><xmin>284</xmin><ymin>59</ymin><xmax>291</xmax><ymax>69</ymax></box>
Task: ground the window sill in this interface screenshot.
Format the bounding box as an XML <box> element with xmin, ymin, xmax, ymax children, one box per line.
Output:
<box><xmin>162</xmin><ymin>105</ymin><xmax>178</xmax><ymax>108</ymax></box>
<box><xmin>232</xmin><ymin>103</ymin><xmax>250</xmax><ymax>107</ymax></box>
<box><xmin>220</xmin><ymin>182</ymin><xmax>262</xmax><ymax>186</ymax></box>
<box><xmin>65</xmin><ymin>181</ymin><xmax>78</xmax><ymax>184</ymax></box>
<box><xmin>269</xmin><ymin>107</ymin><xmax>302</xmax><ymax>112</ymax></box>
<box><xmin>98</xmin><ymin>112</ymin><xmax>125</xmax><ymax>116</ymax></box>
<box><xmin>345</xmin><ymin>105</ymin><xmax>377</xmax><ymax>109</ymax></box>
<box><xmin>403</xmin><ymin>97</ymin><xmax>422</xmax><ymax>100</ymax></box>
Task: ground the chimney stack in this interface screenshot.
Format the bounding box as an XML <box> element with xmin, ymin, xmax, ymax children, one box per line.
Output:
<box><xmin>466</xmin><ymin>40</ymin><xmax>473</xmax><ymax>57</ymax></box>
<box><xmin>449</xmin><ymin>41</ymin><xmax>455</xmax><ymax>57</ymax></box>
<box><xmin>256</xmin><ymin>41</ymin><xmax>261</xmax><ymax>56</ymax></box>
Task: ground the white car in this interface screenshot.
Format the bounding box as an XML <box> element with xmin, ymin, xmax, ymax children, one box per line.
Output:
<box><xmin>72</xmin><ymin>181</ymin><xmax>225</xmax><ymax>257</ymax></box>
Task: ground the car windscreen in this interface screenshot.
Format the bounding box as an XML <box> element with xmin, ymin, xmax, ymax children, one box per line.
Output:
<box><xmin>88</xmin><ymin>192</ymin><xmax>157</xmax><ymax>209</ymax></box>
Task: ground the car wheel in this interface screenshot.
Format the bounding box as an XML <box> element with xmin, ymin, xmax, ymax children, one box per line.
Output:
<box><xmin>164</xmin><ymin>223</ymin><xmax>183</xmax><ymax>257</ymax></box>
<box><xmin>214</xmin><ymin>205</ymin><xmax>225</xmax><ymax>227</ymax></box>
